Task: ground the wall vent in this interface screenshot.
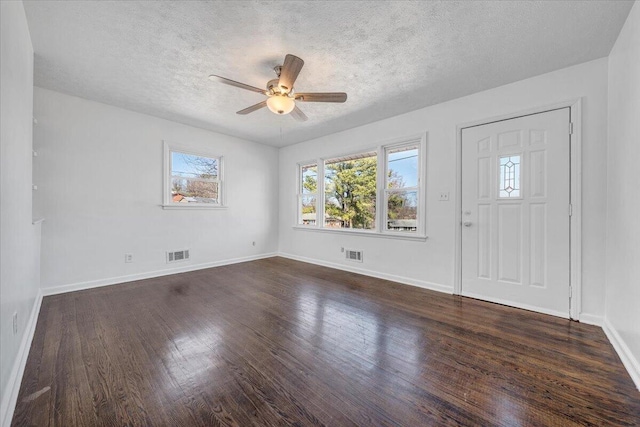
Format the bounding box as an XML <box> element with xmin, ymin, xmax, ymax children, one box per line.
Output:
<box><xmin>167</xmin><ymin>249</ymin><xmax>190</xmax><ymax>263</ymax></box>
<box><xmin>345</xmin><ymin>249</ymin><xmax>363</xmax><ymax>262</ymax></box>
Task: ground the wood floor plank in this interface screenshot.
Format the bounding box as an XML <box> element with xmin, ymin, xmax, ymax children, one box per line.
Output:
<box><xmin>12</xmin><ymin>257</ymin><xmax>640</xmax><ymax>426</ymax></box>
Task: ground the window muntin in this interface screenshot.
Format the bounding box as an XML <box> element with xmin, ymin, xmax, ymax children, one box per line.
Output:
<box><xmin>298</xmin><ymin>163</ymin><xmax>318</xmax><ymax>225</ymax></box>
<box><xmin>165</xmin><ymin>145</ymin><xmax>223</xmax><ymax>207</ymax></box>
<box><xmin>499</xmin><ymin>154</ymin><xmax>521</xmax><ymax>198</ymax></box>
<box><xmin>324</xmin><ymin>152</ymin><xmax>377</xmax><ymax>230</ymax></box>
<box><xmin>385</xmin><ymin>145</ymin><xmax>420</xmax><ymax>232</ymax></box>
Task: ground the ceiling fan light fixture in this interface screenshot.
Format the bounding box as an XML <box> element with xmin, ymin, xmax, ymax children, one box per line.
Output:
<box><xmin>209</xmin><ymin>53</ymin><xmax>346</xmax><ymax>121</ymax></box>
<box><xmin>267</xmin><ymin>95</ymin><xmax>295</xmax><ymax>115</ymax></box>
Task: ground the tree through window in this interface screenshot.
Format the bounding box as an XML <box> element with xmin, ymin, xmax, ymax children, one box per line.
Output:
<box><xmin>385</xmin><ymin>145</ymin><xmax>420</xmax><ymax>232</ymax></box>
<box><xmin>169</xmin><ymin>150</ymin><xmax>222</xmax><ymax>205</ymax></box>
<box><xmin>296</xmin><ymin>135</ymin><xmax>425</xmax><ymax>235</ymax></box>
<box><xmin>324</xmin><ymin>152</ymin><xmax>377</xmax><ymax>230</ymax></box>
<box><xmin>298</xmin><ymin>163</ymin><xmax>318</xmax><ymax>225</ymax></box>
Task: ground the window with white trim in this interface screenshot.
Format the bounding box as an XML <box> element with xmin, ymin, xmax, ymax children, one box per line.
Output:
<box><xmin>324</xmin><ymin>151</ymin><xmax>377</xmax><ymax>230</ymax></box>
<box><xmin>298</xmin><ymin>163</ymin><xmax>318</xmax><ymax>225</ymax></box>
<box><xmin>385</xmin><ymin>144</ymin><xmax>420</xmax><ymax>232</ymax></box>
<box><xmin>296</xmin><ymin>135</ymin><xmax>425</xmax><ymax>236</ymax></box>
<box><xmin>164</xmin><ymin>142</ymin><xmax>224</xmax><ymax>208</ymax></box>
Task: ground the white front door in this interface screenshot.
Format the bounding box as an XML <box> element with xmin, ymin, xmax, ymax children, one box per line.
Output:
<box><xmin>461</xmin><ymin>108</ymin><xmax>571</xmax><ymax>317</ymax></box>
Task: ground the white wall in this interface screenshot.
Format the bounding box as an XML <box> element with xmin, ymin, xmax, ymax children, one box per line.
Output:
<box><xmin>0</xmin><ymin>1</ymin><xmax>41</xmax><ymax>424</ymax></box>
<box><xmin>33</xmin><ymin>88</ymin><xmax>279</xmax><ymax>292</ymax></box>
<box><xmin>279</xmin><ymin>58</ymin><xmax>609</xmax><ymax>319</ymax></box>
<box><xmin>605</xmin><ymin>1</ymin><xmax>640</xmax><ymax>387</ymax></box>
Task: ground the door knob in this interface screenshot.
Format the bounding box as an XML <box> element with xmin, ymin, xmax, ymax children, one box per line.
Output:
<box><xmin>463</xmin><ymin>221</ymin><xmax>472</xmax><ymax>227</ymax></box>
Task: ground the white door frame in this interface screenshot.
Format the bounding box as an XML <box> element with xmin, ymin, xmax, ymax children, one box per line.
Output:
<box><xmin>454</xmin><ymin>99</ymin><xmax>582</xmax><ymax>320</ymax></box>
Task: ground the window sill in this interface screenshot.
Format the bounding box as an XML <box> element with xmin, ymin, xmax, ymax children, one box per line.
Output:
<box><xmin>293</xmin><ymin>225</ymin><xmax>428</xmax><ymax>241</ymax></box>
<box><xmin>161</xmin><ymin>204</ymin><xmax>227</xmax><ymax>210</ymax></box>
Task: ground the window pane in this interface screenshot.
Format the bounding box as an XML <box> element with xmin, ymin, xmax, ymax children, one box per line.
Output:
<box><xmin>300</xmin><ymin>195</ymin><xmax>317</xmax><ymax>225</ymax></box>
<box><xmin>387</xmin><ymin>191</ymin><xmax>418</xmax><ymax>232</ymax></box>
<box><xmin>171</xmin><ymin>177</ymin><xmax>187</xmax><ymax>196</ymax></box>
<box><xmin>499</xmin><ymin>155</ymin><xmax>521</xmax><ymax>198</ymax></box>
<box><xmin>301</xmin><ymin>164</ymin><xmax>317</xmax><ymax>194</ymax></box>
<box><xmin>172</xmin><ymin>178</ymin><xmax>219</xmax><ymax>203</ymax></box>
<box><xmin>171</xmin><ymin>152</ymin><xmax>218</xmax><ymax>179</ymax></box>
<box><xmin>324</xmin><ymin>152</ymin><xmax>377</xmax><ymax>230</ymax></box>
<box><xmin>387</xmin><ymin>146</ymin><xmax>419</xmax><ymax>188</ymax></box>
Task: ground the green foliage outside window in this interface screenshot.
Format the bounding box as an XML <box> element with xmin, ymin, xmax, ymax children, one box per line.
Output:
<box><xmin>324</xmin><ymin>156</ymin><xmax>377</xmax><ymax>229</ymax></box>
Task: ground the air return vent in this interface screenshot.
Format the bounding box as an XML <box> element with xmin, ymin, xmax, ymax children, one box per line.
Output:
<box><xmin>345</xmin><ymin>249</ymin><xmax>363</xmax><ymax>262</ymax></box>
<box><xmin>167</xmin><ymin>249</ymin><xmax>190</xmax><ymax>263</ymax></box>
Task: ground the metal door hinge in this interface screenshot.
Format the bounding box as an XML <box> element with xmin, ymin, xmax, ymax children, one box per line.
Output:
<box><xmin>569</xmin><ymin>286</ymin><xmax>573</xmax><ymax>298</ymax></box>
<box><xmin>569</xmin><ymin>122</ymin><xmax>574</xmax><ymax>135</ymax></box>
<box><xmin>568</xmin><ymin>204</ymin><xmax>573</xmax><ymax>216</ymax></box>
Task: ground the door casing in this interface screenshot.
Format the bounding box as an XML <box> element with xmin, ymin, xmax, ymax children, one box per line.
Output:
<box><xmin>454</xmin><ymin>99</ymin><xmax>582</xmax><ymax>320</ymax></box>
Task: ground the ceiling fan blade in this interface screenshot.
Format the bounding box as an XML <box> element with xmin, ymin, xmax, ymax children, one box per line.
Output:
<box><xmin>290</xmin><ymin>105</ymin><xmax>308</xmax><ymax>122</ymax></box>
<box><xmin>294</xmin><ymin>92</ymin><xmax>347</xmax><ymax>103</ymax></box>
<box><xmin>278</xmin><ymin>54</ymin><xmax>304</xmax><ymax>93</ymax></box>
<box><xmin>236</xmin><ymin>100</ymin><xmax>267</xmax><ymax>115</ymax></box>
<box><xmin>209</xmin><ymin>75</ymin><xmax>266</xmax><ymax>94</ymax></box>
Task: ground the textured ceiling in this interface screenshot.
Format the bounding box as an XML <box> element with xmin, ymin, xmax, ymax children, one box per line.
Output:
<box><xmin>24</xmin><ymin>1</ymin><xmax>633</xmax><ymax>147</ymax></box>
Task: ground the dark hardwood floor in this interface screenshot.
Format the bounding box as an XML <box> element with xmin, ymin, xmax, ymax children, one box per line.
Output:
<box><xmin>12</xmin><ymin>257</ymin><xmax>640</xmax><ymax>426</ymax></box>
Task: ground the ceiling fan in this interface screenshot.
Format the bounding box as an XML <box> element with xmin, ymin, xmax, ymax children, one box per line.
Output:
<box><xmin>209</xmin><ymin>54</ymin><xmax>347</xmax><ymax>122</ymax></box>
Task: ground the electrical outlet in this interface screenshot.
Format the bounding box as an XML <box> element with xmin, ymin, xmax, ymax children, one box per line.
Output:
<box><xmin>125</xmin><ymin>253</ymin><xmax>133</xmax><ymax>263</ymax></box>
<box><xmin>13</xmin><ymin>312</ymin><xmax>18</xmax><ymax>335</ymax></box>
<box><xmin>439</xmin><ymin>192</ymin><xmax>450</xmax><ymax>201</ymax></box>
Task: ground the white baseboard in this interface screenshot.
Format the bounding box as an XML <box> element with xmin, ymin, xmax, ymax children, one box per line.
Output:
<box><xmin>578</xmin><ymin>313</ymin><xmax>604</xmax><ymax>326</ymax></box>
<box><xmin>42</xmin><ymin>252</ymin><xmax>278</xmax><ymax>296</ymax></box>
<box><xmin>602</xmin><ymin>319</ymin><xmax>640</xmax><ymax>391</ymax></box>
<box><xmin>1</xmin><ymin>289</ymin><xmax>43</xmax><ymax>427</ymax></box>
<box><xmin>277</xmin><ymin>252</ymin><xmax>453</xmax><ymax>294</ymax></box>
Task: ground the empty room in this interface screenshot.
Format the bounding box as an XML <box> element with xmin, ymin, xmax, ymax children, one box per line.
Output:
<box><xmin>1</xmin><ymin>0</ymin><xmax>639</xmax><ymax>425</ymax></box>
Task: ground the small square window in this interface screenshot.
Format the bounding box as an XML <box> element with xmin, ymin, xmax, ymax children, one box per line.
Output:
<box><xmin>164</xmin><ymin>142</ymin><xmax>224</xmax><ymax>208</ymax></box>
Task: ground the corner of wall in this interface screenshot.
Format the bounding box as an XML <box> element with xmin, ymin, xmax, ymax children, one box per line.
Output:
<box><xmin>0</xmin><ymin>291</ymin><xmax>43</xmax><ymax>427</ymax></box>
<box><xmin>603</xmin><ymin>0</ymin><xmax>640</xmax><ymax>391</ymax></box>
<box><xmin>602</xmin><ymin>319</ymin><xmax>640</xmax><ymax>391</ymax></box>
<box><xmin>1</xmin><ymin>2</ymin><xmax>43</xmax><ymax>425</ymax></box>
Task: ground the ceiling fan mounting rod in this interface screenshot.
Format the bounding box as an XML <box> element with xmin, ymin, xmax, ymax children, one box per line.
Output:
<box><xmin>266</xmin><ymin>78</ymin><xmax>294</xmax><ymax>96</ymax></box>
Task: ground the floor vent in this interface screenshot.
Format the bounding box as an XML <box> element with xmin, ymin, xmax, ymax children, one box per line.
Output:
<box><xmin>167</xmin><ymin>249</ymin><xmax>190</xmax><ymax>263</ymax></box>
<box><xmin>345</xmin><ymin>249</ymin><xmax>363</xmax><ymax>262</ymax></box>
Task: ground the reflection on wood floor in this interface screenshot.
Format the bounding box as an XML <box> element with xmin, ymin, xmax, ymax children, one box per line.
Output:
<box><xmin>12</xmin><ymin>257</ymin><xmax>640</xmax><ymax>426</ymax></box>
